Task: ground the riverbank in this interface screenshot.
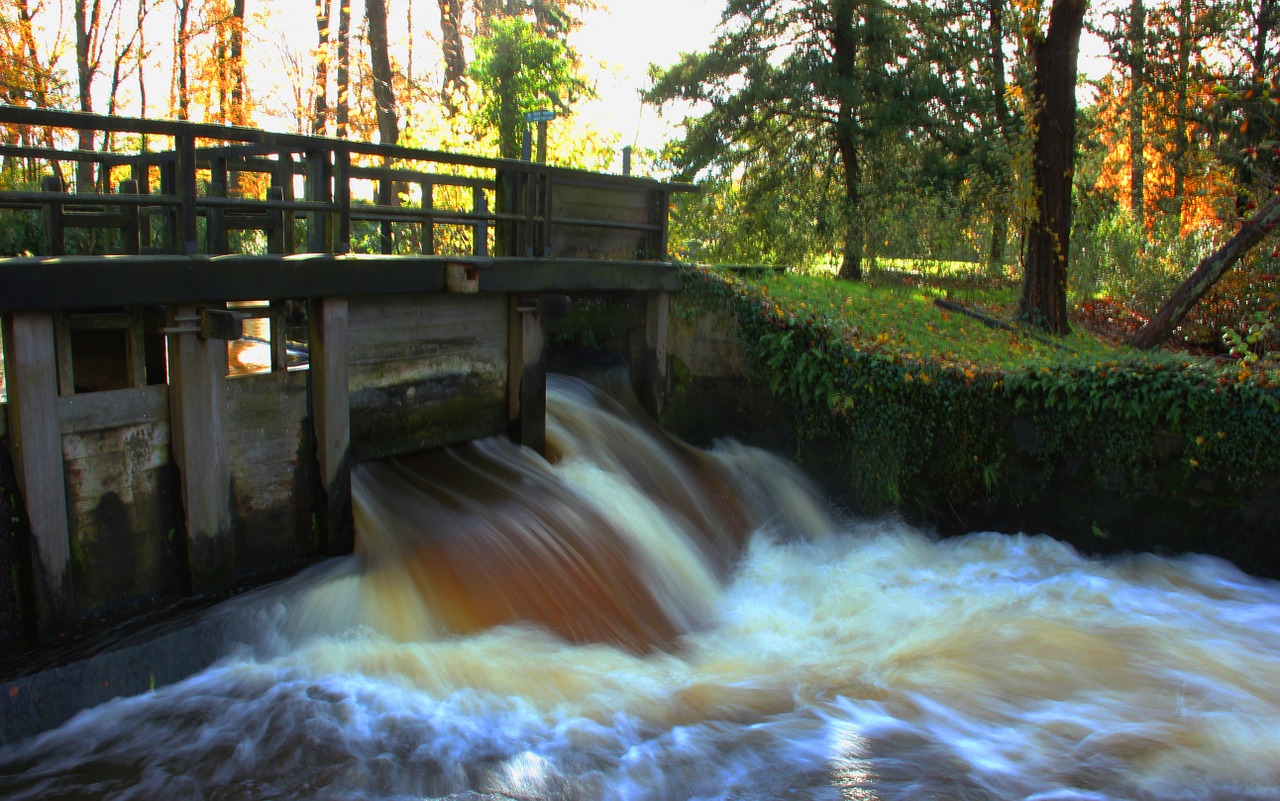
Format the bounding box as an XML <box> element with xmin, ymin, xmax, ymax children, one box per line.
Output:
<box><xmin>662</xmin><ymin>265</ymin><xmax>1280</xmax><ymax>577</ymax></box>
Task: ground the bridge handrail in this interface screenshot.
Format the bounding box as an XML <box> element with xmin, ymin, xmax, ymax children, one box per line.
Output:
<box><xmin>0</xmin><ymin>105</ymin><xmax>692</xmax><ymax>192</ymax></box>
<box><xmin>0</xmin><ymin>105</ymin><xmax>694</xmax><ymax>261</ymax></box>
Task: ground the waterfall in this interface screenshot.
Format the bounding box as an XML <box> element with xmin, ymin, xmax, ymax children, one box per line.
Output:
<box><xmin>2</xmin><ymin>373</ymin><xmax>1279</xmax><ymax>801</ymax></box>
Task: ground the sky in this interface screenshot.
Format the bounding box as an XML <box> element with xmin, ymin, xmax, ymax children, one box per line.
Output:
<box><xmin>66</xmin><ymin>0</ymin><xmax>1108</xmax><ymax>155</ymax></box>
<box><xmin>562</xmin><ymin>1</ymin><xmax>1109</xmax><ymax>151</ymax></box>
<box><xmin>573</xmin><ymin>0</ymin><xmax>726</xmax><ymax>150</ymax></box>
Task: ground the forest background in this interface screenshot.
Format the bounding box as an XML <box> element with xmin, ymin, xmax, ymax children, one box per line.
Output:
<box><xmin>0</xmin><ymin>0</ymin><xmax>1277</xmax><ymax>357</ymax></box>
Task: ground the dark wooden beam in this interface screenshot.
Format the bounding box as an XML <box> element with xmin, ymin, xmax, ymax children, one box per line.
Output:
<box><xmin>0</xmin><ymin>255</ymin><xmax>682</xmax><ymax>311</ymax></box>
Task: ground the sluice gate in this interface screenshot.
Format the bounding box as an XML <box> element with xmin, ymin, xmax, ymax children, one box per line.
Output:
<box><xmin>0</xmin><ymin>106</ymin><xmax>689</xmax><ymax>648</ymax></box>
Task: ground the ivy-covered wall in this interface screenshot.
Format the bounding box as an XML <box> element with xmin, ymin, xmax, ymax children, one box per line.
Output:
<box><xmin>665</xmin><ymin>267</ymin><xmax>1280</xmax><ymax>578</ymax></box>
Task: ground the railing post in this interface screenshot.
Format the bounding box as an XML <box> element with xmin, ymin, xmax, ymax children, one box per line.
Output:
<box><xmin>269</xmin><ymin>151</ymin><xmax>295</xmax><ymax>255</ymax></box>
<box><xmin>494</xmin><ymin>168</ymin><xmax>522</xmax><ymax>257</ymax></box>
<box><xmin>540</xmin><ymin>177</ymin><xmax>553</xmax><ymax>257</ymax></box>
<box><xmin>333</xmin><ymin>148</ymin><xmax>351</xmax><ymax>254</ymax></box>
<box><xmin>655</xmin><ymin>188</ymin><xmax>672</xmax><ymax>260</ymax></box>
<box><xmin>206</xmin><ymin>156</ymin><xmax>228</xmax><ymax>254</ymax></box>
<box><xmin>304</xmin><ymin>149</ymin><xmax>331</xmax><ymax>253</ymax></box>
<box><xmin>377</xmin><ymin>166</ymin><xmax>395</xmax><ymax>255</ymax></box>
<box><xmin>472</xmin><ymin>185</ymin><xmax>488</xmax><ymax>257</ymax></box>
<box><xmin>117</xmin><ymin>178</ymin><xmax>141</xmax><ymax>255</ymax></box>
<box><xmin>40</xmin><ymin>175</ymin><xmax>65</xmax><ymax>256</ymax></box>
<box><xmin>421</xmin><ymin>179</ymin><xmax>436</xmax><ymax>255</ymax></box>
<box><xmin>174</xmin><ymin>134</ymin><xmax>199</xmax><ymax>255</ymax></box>
<box><xmin>130</xmin><ymin>162</ymin><xmax>153</xmax><ymax>253</ymax></box>
<box><xmin>1</xmin><ymin>312</ymin><xmax>74</xmax><ymax>638</ymax></box>
<box><xmin>524</xmin><ymin>166</ymin><xmax>537</xmax><ymax>257</ymax></box>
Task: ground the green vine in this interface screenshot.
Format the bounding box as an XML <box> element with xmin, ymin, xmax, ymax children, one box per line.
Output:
<box><xmin>676</xmin><ymin>264</ymin><xmax>1280</xmax><ymax>519</ymax></box>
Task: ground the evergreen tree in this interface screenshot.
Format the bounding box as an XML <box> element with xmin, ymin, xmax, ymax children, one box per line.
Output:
<box><xmin>468</xmin><ymin>16</ymin><xmax>586</xmax><ymax>159</ymax></box>
<box><xmin>646</xmin><ymin>0</ymin><xmax>984</xmax><ymax>280</ymax></box>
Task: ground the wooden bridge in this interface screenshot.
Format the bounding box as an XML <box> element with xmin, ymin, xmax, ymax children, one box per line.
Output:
<box><xmin>0</xmin><ymin>106</ymin><xmax>690</xmax><ymax>645</ymax></box>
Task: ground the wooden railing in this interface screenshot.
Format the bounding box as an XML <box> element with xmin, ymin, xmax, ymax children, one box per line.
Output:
<box><xmin>0</xmin><ymin>105</ymin><xmax>690</xmax><ymax>262</ymax></box>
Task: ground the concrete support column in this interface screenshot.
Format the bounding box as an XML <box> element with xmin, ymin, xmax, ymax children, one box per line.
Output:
<box><xmin>632</xmin><ymin>290</ymin><xmax>670</xmax><ymax>419</ymax></box>
<box><xmin>309</xmin><ymin>297</ymin><xmax>352</xmax><ymax>555</ymax></box>
<box><xmin>2</xmin><ymin>312</ymin><xmax>73</xmax><ymax>637</ymax></box>
<box><xmin>166</xmin><ymin>305</ymin><xmax>233</xmax><ymax>593</ymax></box>
<box><xmin>507</xmin><ymin>294</ymin><xmax>546</xmax><ymax>455</ymax></box>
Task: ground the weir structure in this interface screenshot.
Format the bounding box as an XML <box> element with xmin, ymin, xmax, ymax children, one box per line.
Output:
<box><xmin>0</xmin><ymin>106</ymin><xmax>689</xmax><ymax>647</ymax></box>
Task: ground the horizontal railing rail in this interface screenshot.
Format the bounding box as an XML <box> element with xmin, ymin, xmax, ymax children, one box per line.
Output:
<box><xmin>0</xmin><ymin>105</ymin><xmax>694</xmax><ymax>262</ymax></box>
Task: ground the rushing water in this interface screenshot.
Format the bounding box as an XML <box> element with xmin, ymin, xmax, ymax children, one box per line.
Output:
<box><xmin>3</xmin><ymin>373</ymin><xmax>1280</xmax><ymax>800</ymax></box>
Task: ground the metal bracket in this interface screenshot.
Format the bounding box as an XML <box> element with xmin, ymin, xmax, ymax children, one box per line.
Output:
<box><xmin>160</xmin><ymin>308</ymin><xmax>245</xmax><ymax>340</ymax></box>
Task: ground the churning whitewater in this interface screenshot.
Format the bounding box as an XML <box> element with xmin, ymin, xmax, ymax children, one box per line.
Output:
<box><xmin>2</xmin><ymin>373</ymin><xmax>1280</xmax><ymax>800</ymax></box>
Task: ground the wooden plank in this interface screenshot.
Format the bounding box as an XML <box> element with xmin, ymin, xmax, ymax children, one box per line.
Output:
<box><xmin>309</xmin><ymin>297</ymin><xmax>351</xmax><ymax>555</ymax></box>
<box><xmin>552</xmin><ymin>228</ymin><xmax>649</xmax><ymax>260</ymax></box>
<box><xmin>53</xmin><ymin>312</ymin><xmax>74</xmax><ymax>397</ymax></box>
<box><xmin>1</xmin><ymin>311</ymin><xmax>73</xmax><ymax>637</ymax></box>
<box><xmin>125</xmin><ymin>307</ymin><xmax>147</xmax><ymax>386</ymax></box>
<box><xmin>0</xmin><ymin>255</ymin><xmax>686</xmax><ymax>311</ymax></box>
<box><xmin>59</xmin><ymin>384</ymin><xmax>168</xmax><ymax>434</ymax></box>
<box><xmin>165</xmin><ymin>303</ymin><xmax>233</xmax><ymax>593</ymax></box>
<box><xmin>551</xmin><ymin>184</ymin><xmax>649</xmax><ymax>212</ymax></box>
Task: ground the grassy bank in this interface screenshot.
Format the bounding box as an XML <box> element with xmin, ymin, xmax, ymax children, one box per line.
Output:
<box><xmin>673</xmin><ymin>265</ymin><xmax>1280</xmax><ymax>568</ymax></box>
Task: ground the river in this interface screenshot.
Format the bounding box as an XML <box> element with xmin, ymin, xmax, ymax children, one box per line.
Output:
<box><xmin>1</xmin><ymin>373</ymin><xmax>1279</xmax><ymax>800</ymax></box>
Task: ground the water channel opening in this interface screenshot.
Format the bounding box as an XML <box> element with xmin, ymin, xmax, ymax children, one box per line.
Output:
<box><xmin>2</xmin><ymin>371</ymin><xmax>1280</xmax><ymax>800</ymax></box>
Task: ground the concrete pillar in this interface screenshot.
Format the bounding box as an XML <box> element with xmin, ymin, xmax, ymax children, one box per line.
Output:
<box><xmin>632</xmin><ymin>290</ymin><xmax>670</xmax><ymax>419</ymax></box>
<box><xmin>309</xmin><ymin>297</ymin><xmax>352</xmax><ymax>555</ymax></box>
<box><xmin>507</xmin><ymin>294</ymin><xmax>546</xmax><ymax>455</ymax></box>
<box><xmin>166</xmin><ymin>305</ymin><xmax>233</xmax><ymax>593</ymax></box>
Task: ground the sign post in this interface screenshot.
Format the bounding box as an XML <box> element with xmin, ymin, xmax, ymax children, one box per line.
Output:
<box><xmin>523</xmin><ymin>110</ymin><xmax>556</xmax><ymax>164</ymax></box>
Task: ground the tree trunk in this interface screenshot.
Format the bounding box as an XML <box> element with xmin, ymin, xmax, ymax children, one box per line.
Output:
<box><xmin>1234</xmin><ymin>0</ymin><xmax>1277</xmax><ymax>215</ymax></box>
<box><xmin>988</xmin><ymin>213</ymin><xmax>1009</xmax><ymax>277</ymax></box>
<box><xmin>832</xmin><ymin>0</ymin><xmax>863</xmax><ymax>281</ymax></box>
<box><xmin>1130</xmin><ymin>193</ymin><xmax>1280</xmax><ymax>349</ymax></box>
<box><xmin>137</xmin><ymin>0</ymin><xmax>148</xmax><ymax>148</ymax></box>
<box><xmin>174</xmin><ymin>0</ymin><xmax>192</xmax><ymax>120</ymax></box>
<box><xmin>230</xmin><ymin>0</ymin><xmax>246</xmax><ymax>125</ymax></box>
<box><xmin>337</xmin><ymin>0</ymin><xmax>350</xmax><ymax>137</ymax></box>
<box><xmin>1017</xmin><ymin>0</ymin><xmax>1086</xmax><ymax>335</ymax></box>
<box><xmin>836</xmin><ymin>135</ymin><xmax>864</xmax><ymax>281</ymax></box>
<box><xmin>438</xmin><ymin>0</ymin><xmax>467</xmax><ymax>111</ymax></box>
<box><xmin>366</xmin><ymin>0</ymin><xmax>399</xmax><ymax>145</ymax></box>
<box><xmin>1128</xmin><ymin>0</ymin><xmax>1145</xmax><ymax>228</ymax></box>
<box><xmin>1171</xmin><ymin>0</ymin><xmax>1192</xmax><ymax>225</ymax></box>
<box><xmin>987</xmin><ymin>0</ymin><xmax>1012</xmax><ymax>277</ymax></box>
<box><xmin>74</xmin><ymin>0</ymin><xmax>100</xmax><ymax>189</ymax></box>
<box><xmin>313</xmin><ymin>0</ymin><xmax>331</xmax><ymax>135</ymax></box>
<box><xmin>17</xmin><ymin>0</ymin><xmax>59</xmax><ymax>158</ymax></box>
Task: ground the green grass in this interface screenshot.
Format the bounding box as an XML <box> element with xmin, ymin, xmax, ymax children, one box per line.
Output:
<box><xmin>733</xmin><ymin>268</ymin><xmax>1130</xmax><ymax>374</ymax></box>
